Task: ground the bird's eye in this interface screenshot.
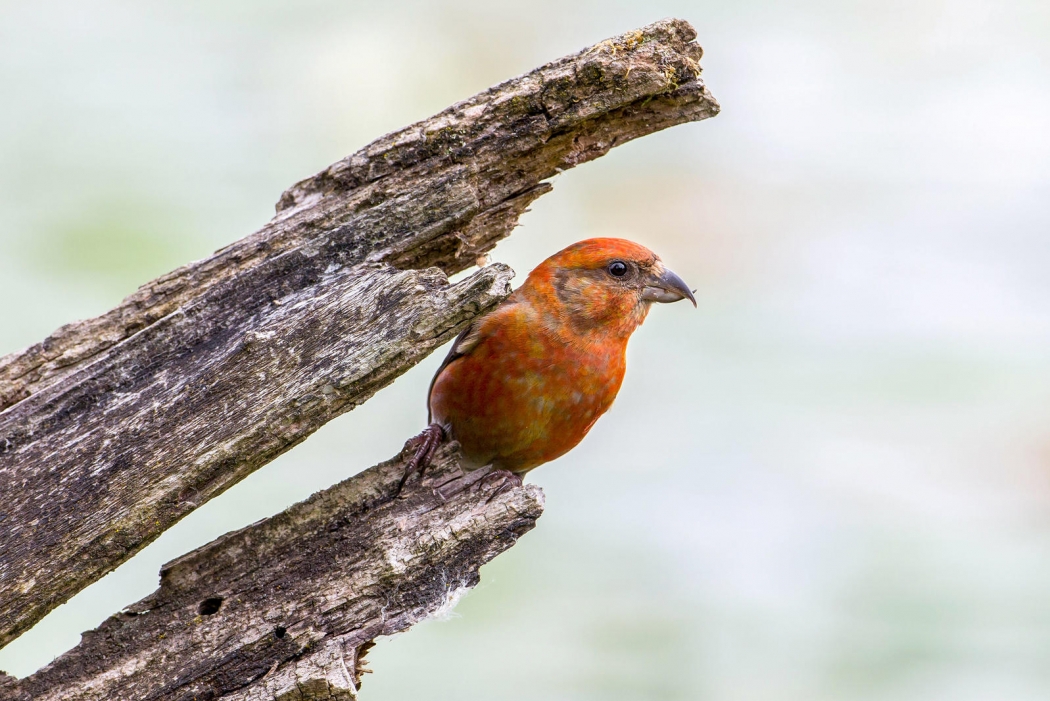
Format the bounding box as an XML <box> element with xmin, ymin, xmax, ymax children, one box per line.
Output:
<box><xmin>607</xmin><ymin>261</ymin><xmax>628</xmax><ymax>277</ymax></box>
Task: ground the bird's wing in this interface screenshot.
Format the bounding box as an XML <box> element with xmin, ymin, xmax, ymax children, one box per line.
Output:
<box><xmin>425</xmin><ymin>318</ymin><xmax>486</xmax><ymax>422</ymax></box>
<box><xmin>425</xmin><ymin>298</ymin><xmax>523</xmax><ymax>422</ymax></box>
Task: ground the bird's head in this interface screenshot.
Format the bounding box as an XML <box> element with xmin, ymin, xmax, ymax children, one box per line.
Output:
<box><xmin>521</xmin><ymin>238</ymin><xmax>695</xmax><ymax>338</ymax></box>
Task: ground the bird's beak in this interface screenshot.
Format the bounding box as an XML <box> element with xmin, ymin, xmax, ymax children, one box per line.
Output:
<box><xmin>641</xmin><ymin>263</ymin><xmax>697</xmax><ymax>307</ymax></box>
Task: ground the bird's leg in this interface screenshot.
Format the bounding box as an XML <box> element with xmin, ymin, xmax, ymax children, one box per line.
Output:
<box><xmin>477</xmin><ymin>469</ymin><xmax>524</xmax><ymax>502</ymax></box>
<box><xmin>396</xmin><ymin>423</ymin><xmax>445</xmax><ymax>495</ymax></box>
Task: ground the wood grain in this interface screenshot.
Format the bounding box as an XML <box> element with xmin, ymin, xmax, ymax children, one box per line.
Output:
<box><xmin>2</xmin><ymin>445</ymin><xmax>543</xmax><ymax>700</ymax></box>
<box><xmin>0</xmin><ymin>18</ymin><xmax>718</xmax><ymax>649</ymax></box>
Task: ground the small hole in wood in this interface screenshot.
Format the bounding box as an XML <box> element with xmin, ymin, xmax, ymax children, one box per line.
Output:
<box><xmin>198</xmin><ymin>597</ymin><xmax>223</xmax><ymax>616</ymax></box>
<box><xmin>274</xmin><ymin>626</ymin><xmax>287</xmax><ymax>639</ymax></box>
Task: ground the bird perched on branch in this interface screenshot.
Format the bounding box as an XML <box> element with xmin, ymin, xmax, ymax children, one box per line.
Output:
<box><xmin>401</xmin><ymin>238</ymin><xmax>695</xmax><ymax>491</ymax></box>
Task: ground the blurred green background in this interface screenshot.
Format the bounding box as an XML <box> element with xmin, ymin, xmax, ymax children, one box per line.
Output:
<box><xmin>2</xmin><ymin>1</ymin><xmax>1050</xmax><ymax>698</ymax></box>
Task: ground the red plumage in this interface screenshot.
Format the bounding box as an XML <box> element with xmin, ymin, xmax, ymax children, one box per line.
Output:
<box><xmin>424</xmin><ymin>238</ymin><xmax>695</xmax><ymax>477</ymax></box>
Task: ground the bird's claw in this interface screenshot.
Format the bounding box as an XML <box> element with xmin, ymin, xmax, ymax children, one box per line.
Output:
<box><xmin>396</xmin><ymin>423</ymin><xmax>445</xmax><ymax>495</ymax></box>
<box><xmin>396</xmin><ymin>426</ymin><xmax>522</xmax><ymax>503</ymax></box>
<box><xmin>475</xmin><ymin>469</ymin><xmax>523</xmax><ymax>503</ymax></box>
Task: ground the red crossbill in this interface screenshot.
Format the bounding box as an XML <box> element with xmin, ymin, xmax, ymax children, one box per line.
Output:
<box><xmin>402</xmin><ymin>238</ymin><xmax>694</xmax><ymax>489</ymax></box>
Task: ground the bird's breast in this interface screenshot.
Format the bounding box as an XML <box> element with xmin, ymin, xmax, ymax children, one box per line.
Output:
<box><xmin>429</xmin><ymin>323</ymin><xmax>627</xmax><ymax>473</ymax></box>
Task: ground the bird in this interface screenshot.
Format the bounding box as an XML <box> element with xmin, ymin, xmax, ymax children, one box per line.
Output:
<box><xmin>400</xmin><ymin>237</ymin><xmax>695</xmax><ymax>492</ymax></box>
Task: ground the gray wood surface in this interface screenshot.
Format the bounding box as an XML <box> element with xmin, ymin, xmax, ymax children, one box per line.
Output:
<box><xmin>0</xmin><ymin>17</ymin><xmax>718</xmax><ymax>654</ymax></box>
<box><xmin>1</xmin><ymin>445</ymin><xmax>544</xmax><ymax>700</ymax></box>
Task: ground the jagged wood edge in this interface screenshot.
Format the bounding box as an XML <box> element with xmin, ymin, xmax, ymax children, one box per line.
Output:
<box><xmin>0</xmin><ymin>17</ymin><xmax>718</xmax><ymax>647</ymax></box>
<box><xmin>1</xmin><ymin>445</ymin><xmax>544</xmax><ymax>700</ymax></box>
<box><xmin>0</xmin><ymin>263</ymin><xmax>513</xmax><ymax>648</ymax></box>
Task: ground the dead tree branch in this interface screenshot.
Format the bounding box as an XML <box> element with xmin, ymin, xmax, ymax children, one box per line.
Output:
<box><xmin>1</xmin><ymin>445</ymin><xmax>544</xmax><ymax>700</ymax></box>
<box><xmin>0</xmin><ymin>17</ymin><xmax>718</xmax><ymax>654</ymax></box>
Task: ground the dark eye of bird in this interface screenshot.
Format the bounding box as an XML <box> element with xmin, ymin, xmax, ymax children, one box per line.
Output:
<box><xmin>607</xmin><ymin>260</ymin><xmax>628</xmax><ymax>277</ymax></box>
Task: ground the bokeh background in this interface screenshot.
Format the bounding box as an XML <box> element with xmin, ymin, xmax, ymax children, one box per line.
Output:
<box><xmin>2</xmin><ymin>0</ymin><xmax>1050</xmax><ymax>698</ymax></box>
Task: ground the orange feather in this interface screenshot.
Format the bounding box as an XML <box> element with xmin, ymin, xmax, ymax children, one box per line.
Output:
<box><xmin>428</xmin><ymin>238</ymin><xmax>693</xmax><ymax>475</ymax></box>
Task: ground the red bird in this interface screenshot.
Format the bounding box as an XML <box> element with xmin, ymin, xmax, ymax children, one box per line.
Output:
<box><xmin>402</xmin><ymin>238</ymin><xmax>695</xmax><ymax>489</ymax></box>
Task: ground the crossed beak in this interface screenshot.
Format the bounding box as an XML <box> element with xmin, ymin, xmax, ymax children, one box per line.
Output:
<box><xmin>641</xmin><ymin>263</ymin><xmax>696</xmax><ymax>307</ymax></box>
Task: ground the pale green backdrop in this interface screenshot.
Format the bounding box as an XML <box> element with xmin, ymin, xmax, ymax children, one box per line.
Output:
<box><xmin>2</xmin><ymin>1</ymin><xmax>1050</xmax><ymax>699</ymax></box>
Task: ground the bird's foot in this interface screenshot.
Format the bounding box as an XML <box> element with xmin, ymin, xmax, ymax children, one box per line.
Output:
<box><xmin>432</xmin><ymin>467</ymin><xmax>523</xmax><ymax>502</ymax></box>
<box><xmin>476</xmin><ymin>469</ymin><xmax>524</xmax><ymax>502</ymax></box>
<box><xmin>396</xmin><ymin>423</ymin><xmax>445</xmax><ymax>495</ymax></box>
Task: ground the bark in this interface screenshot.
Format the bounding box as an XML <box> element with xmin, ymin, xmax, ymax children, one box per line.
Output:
<box><xmin>0</xmin><ymin>17</ymin><xmax>719</xmax><ymax>652</ymax></box>
<box><xmin>1</xmin><ymin>444</ymin><xmax>544</xmax><ymax>700</ymax></box>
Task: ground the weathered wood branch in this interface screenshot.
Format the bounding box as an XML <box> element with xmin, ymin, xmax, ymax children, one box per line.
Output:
<box><xmin>0</xmin><ymin>445</ymin><xmax>544</xmax><ymax>700</ymax></box>
<box><xmin>0</xmin><ymin>18</ymin><xmax>718</xmax><ymax>649</ymax></box>
<box><xmin>0</xmin><ymin>264</ymin><xmax>513</xmax><ymax>652</ymax></box>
